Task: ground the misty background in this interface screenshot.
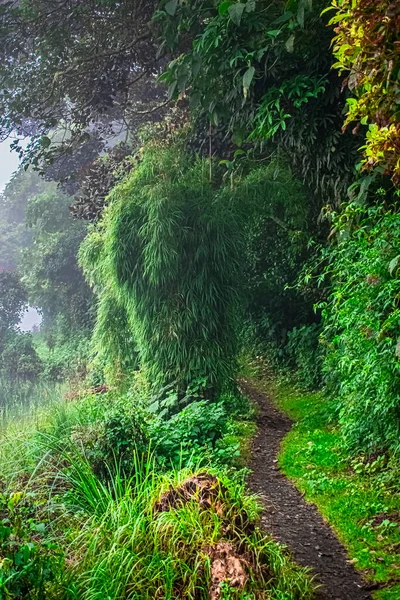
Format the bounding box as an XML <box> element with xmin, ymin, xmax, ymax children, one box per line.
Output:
<box><xmin>0</xmin><ymin>139</ymin><xmax>41</xmax><ymax>331</ymax></box>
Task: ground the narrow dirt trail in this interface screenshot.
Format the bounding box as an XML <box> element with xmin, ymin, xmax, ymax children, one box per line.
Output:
<box><xmin>241</xmin><ymin>380</ymin><xmax>372</xmax><ymax>600</ymax></box>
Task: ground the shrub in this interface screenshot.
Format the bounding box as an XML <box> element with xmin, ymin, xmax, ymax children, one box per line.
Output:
<box><xmin>149</xmin><ymin>400</ymin><xmax>228</xmax><ymax>467</ymax></box>
<box><xmin>0</xmin><ymin>490</ymin><xmax>64</xmax><ymax>599</ymax></box>
<box><xmin>219</xmin><ymin>390</ymin><xmax>255</xmax><ymax>420</ymax></box>
<box><xmin>81</xmin><ymin>143</ymin><xmax>243</xmax><ymax>398</ymax></box>
<box><xmin>285</xmin><ymin>323</ymin><xmax>323</xmax><ymax>390</ymax></box>
<box><xmin>50</xmin><ymin>390</ymin><xmax>150</xmax><ymax>478</ymax></box>
<box><xmin>84</xmin><ymin>396</ymin><xmax>148</xmax><ymax>477</ymax></box>
<box><xmin>40</xmin><ymin>337</ymin><xmax>89</xmax><ymax>382</ymax></box>
<box><xmin>1</xmin><ymin>333</ymin><xmax>43</xmax><ymax>381</ymax></box>
<box><xmin>37</xmin><ymin>318</ymin><xmax>91</xmax><ymax>383</ymax></box>
<box><xmin>319</xmin><ymin>202</ymin><xmax>400</xmax><ymax>451</ymax></box>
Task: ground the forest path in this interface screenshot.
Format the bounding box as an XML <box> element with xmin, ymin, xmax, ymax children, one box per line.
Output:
<box><xmin>241</xmin><ymin>379</ymin><xmax>372</xmax><ymax>600</ymax></box>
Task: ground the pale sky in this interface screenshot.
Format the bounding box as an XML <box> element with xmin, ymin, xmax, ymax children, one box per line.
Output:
<box><xmin>0</xmin><ymin>139</ymin><xmax>21</xmax><ymax>192</ymax></box>
<box><xmin>0</xmin><ymin>139</ymin><xmax>42</xmax><ymax>330</ymax></box>
<box><xmin>20</xmin><ymin>306</ymin><xmax>42</xmax><ymax>331</ymax></box>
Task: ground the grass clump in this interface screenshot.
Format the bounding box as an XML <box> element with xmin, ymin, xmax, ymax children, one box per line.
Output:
<box><xmin>59</xmin><ymin>452</ymin><xmax>314</xmax><ymax>600</ymax></box>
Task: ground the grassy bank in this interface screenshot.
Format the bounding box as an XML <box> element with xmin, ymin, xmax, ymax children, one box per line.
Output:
<box><xmin>0</xmin><ymin>379</ymin><xmax>314</xmax><ymax>599</ymax></box>
<box><xmin>248</xmin><ymin>369</ymin><xmax>400</xmax><ymax>600</ymax></box>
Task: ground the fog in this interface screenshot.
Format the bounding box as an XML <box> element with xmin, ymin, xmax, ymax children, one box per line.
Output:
<box><xmin>0</xmin><ymin>140</ymin><xmax>21</xmax><ymax>192</ymax></box>
<box><xmin>19</xmin><ymin>306</ymin><xmax>42</xmax><ymax>332</ymax></box>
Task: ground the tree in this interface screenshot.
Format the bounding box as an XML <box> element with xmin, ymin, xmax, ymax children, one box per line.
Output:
<box><xmin>80</xmin><ymin>129</ymin><xmax>316</xmax><ymax>397</ymax></box>
<box><xmin>158</xmin><ymin>0</ymin><xmax>361</xmax><ymax>207</ymax></box>
<box><xmin>0</xmin><ymin>0</ymin><xmax>164</xmax><ymax>171</ymax></box>
<box><xmin>0</xmin><ymin>271</ymin><xmax>27</xmax><ymax>336</ymax></box>
<box><xmin>0</xmin><ymin>272</ymin><xmax>41</xmax><ymax>383</ymax></box>
<box><xmin>1</xmin><ymin>332</ymin><xmax>43</xmax><ymax>381</ymax></box>
<box><xmin>327</xmin><ymin>0</ymin><xmax>400</xmax><ymax>185</ymax></box>
<box><xmin>20</xmin><ymin>185</ymin><xmax>94</xmax><ymax>333</ymax></box>
<box><xmin>0</xmin><ymin>168</ymin><xmax>40</xmax><ymax>270</ymax></box>
<box><xmin>80</xmin><ymin>142</ymin><xmax>243</xmax><ymax>397</ymax></box>
<box><xmin>0</xmin><ymin>165</ymin><xmax>93</xmax><ymax>335</ymax></box>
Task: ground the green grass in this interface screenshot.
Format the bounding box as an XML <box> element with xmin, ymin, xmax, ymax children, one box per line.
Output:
<box><xmin>0</xmin><ymin>377</ymin><xmax>64</xmax><ymax>429</ymax></box>
<box><xmin>249</xmin><ymin>372</ymin><xmax>400</xmax><ymax>600</ymax></box>
<box><xmin>0</xmin><ymin>376</ymin><xmax>315</xmax><ymax>600</ymax></box>
<box><xmin>60</xmin><ymin>452</ymin><xmax>315</xmax><ymax>600</ymax></box>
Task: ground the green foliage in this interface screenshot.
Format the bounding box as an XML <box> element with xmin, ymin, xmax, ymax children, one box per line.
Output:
<box><xmin>0</xmin><ymin>219</ymin><xmax>28</xmax><ymax>273</ymax></box>
<box><xmin>70</xmin><ymin>394</ymin><xmax>149</xmax><ymax>479</ymax></box>
<box><xmin>76</xmin><ymin>228</ymin><xmax>132</xmax><ymax>383</ymax></box>
<box><xmin>149</xmin><ymin>400</ymin><xmax>228</xmax><ymax>467</ymax></box>
<box><xmin>38</xmin><ymin>326</ymin><xmax>91</xmax><ymax>382</ymax></box>
<box><xmin>317</xmin><ymin>201</ymin><xmax>400</xmax><ymax>450</ymax></box>
<box><xmin>0</xmin><ymin>271</ymin><xmax>27</xmax><ymax>336</ymax></box>
<box><xmin>81</xmin><ymin>142</ymin><xmax>243</xmax><ymax>396</ymax></box>
<box><xmin>30</xmin><ymin>373</ymin><xmax>253</xmax><ymax>479</ymax></box>
<box><xmin>91</xmin><ymin>290</ymin><xmax>139</xmax><ymax>385</ymax></box>
<box><xmin>285</xmin><ymin>324</ymin><xmax>323</xmax><ymax>389</ymax></box>
<box><xmin>232</xmin><ymin>162</ymin><xmax>314</xmax><ymax>356</ymax></box>
<box><xmin>327</xmin><ymin>0</ymin><xmax>400</xmax><ymax>184</ymax></box>
<box><xmin>21</xmin><ymin>186</ymin><xmax>93</xmax><ymax>334</ymax></box>
<box><xmin>1</xmin><ymin>333</ymin><xmax>43</xmax><ymax>382</ymax></box>
<box><xmin>3</xmin><ymin>0</ymin><xmax>400</xmax><ymax>593</ymax></box>
<box><xmin>0</xmin><ymin>166</ymin><xmax>94</xmax><ymax>384</ymax></box>
<box><xmin>61</xmin><ymin>454</ymin><xmax>314</xmax><ymax>600</ymax></box>
<box><xmin>0</xmin><ymin>271</ymin><xmax>40</xmax><ymax>387</ymax></box>
<box><xmin>0</xmin><ymin>379</ymin><xmax>62</xmax><ymax>434</ymax></box>
<box><xmin>41</xmin><ymin>376</ymin><xmax>251</xmax><ymax>475</ymax></box>
<box><xmin>1</xmin><ymin>178</ymin><xmax>95</xmax><ymax>383</ymax></box>
<box><xmin>70</xmin><ymin>143</ymin><xmax>135</xmax><ymax>222</ymax></box>
<box><xmin>159</xmin><ymin>0</ymin><xmax>359</xmax><ymax>205</ymax></box>
<box><xmin>159</xmin><ymin>0</ymin><xmax>319</xmax><ymax>124</ymax></box>
<box><xmin>0</xmin><ymin>379</ymin><xmax>314</xmax><ymax>600</ymax></box>
<box><xmin>0</xmin><ymin>490</ymin><xmax>64</xmax><ymax>599</ymax></box>
<box><xmin>251</xmin><ymin>75</ymin><xmax>327</xmax><ymax>140</ymax></box>
<box><xmin>80</xmin><ymin>136</ymin><xmax>316</xmax><ymax>398</ymax></box>
<box><xmin>0</xmin><ymin>168</ymin><xmax>37</xmax><ymax>271</ymax></box>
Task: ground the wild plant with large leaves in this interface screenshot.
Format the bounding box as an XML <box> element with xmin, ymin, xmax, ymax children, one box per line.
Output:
<box><xmin>158</xmin><ymin>0</ymin><xmax>360</xmax><ymax>207</ymax></box>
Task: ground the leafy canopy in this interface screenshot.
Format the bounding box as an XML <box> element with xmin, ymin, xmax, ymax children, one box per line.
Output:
<box><xmin>0</xmin><ymin>271</ymin><xmax>27</xmax><ymax>335</ymax></box>
<box><xmin>0</xmin><ymin>0</ymin><xmax>160</xmax><ymax>168</ymax></box>
<box><xmin>158</xmin><ymin>0</ymin><xmax>360</xmax><ymax>206</ymax></box>
<box><xmin>327</xmin><ymin>0</ymin><xmax>400</xmax><ymax>184</ymax></box>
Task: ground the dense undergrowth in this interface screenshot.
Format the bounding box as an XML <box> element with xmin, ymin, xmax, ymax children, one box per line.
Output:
<box><xmin>0</xmin><ymin>0</ymin><xmax>399</xmax><ymax>597</ymax></box>
<box><xmin>0</xmin><ymin>379</ymin><xmax>314</xmax><ymax>600</ymax></box>
<box><xmin>244</xmin><ymin>362</ymin><xmax>400</xmax><ymax>600</ymax></box>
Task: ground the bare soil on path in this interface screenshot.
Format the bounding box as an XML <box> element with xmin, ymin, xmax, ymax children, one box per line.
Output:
<box><xmin>241</xmin><ymin>379</ymin><xmax>372</xmax><ymax>600</ymax></box>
